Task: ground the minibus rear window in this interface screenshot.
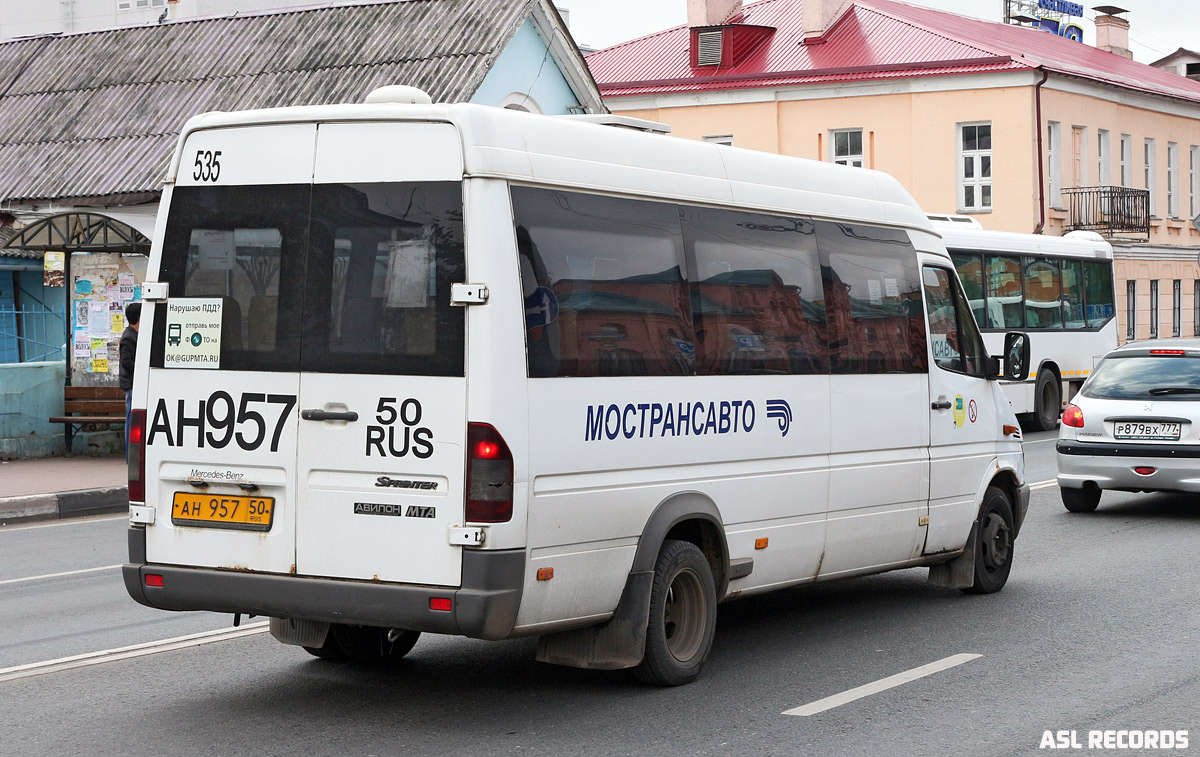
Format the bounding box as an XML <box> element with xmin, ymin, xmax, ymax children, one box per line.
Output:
<box><xmin>151</xmin><ymin>182</ymin><xmax>465</xmax><ymax>376</ymax></box>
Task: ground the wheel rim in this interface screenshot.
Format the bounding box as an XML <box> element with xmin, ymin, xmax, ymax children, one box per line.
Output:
<box><xmin>662</xmin><ymin>567</ymin><xmax>706</xmax><ymax>663</ymax></box>
<box><xmin>979</xmin><ymin>511</ymin><xmax>1011</xmax><ymax>574</ymax></box>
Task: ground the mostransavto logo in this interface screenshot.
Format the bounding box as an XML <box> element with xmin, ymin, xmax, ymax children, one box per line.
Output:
<box><xmin>1039</xmin><ymin>730</ymin><xmax>1188</xmax><ymax>750</ymax></box>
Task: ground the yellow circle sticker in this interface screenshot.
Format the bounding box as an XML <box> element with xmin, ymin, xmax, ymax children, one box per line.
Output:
<box><xmin>954</xmin><ymin>395</ymin><xmax>966</xmax><ymax>428</ymax></box>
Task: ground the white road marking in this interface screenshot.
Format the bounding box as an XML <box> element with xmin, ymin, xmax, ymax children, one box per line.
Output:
<box><xmin>0</xmin><ymin>515</ymin><xmax>125</xmax><ymax>533</ymax></box>
<box><xmin>1030</xmin><ymin>479</ymin><xmax>1057</xmax><ymax>490</ymax></box>
<box><xmin>0</xmin><ymin>622</ymin><xmax>270</xmax><ymax>684</ymax></box>
<box><xmin>783</xmin><ymin>653</ymin><xmax>982</xmax><ymax>716</ymax></box>
<box><xmin>0</xmin><ymin>564</ymin><xmax>122</xmax><ymax>586</ymax></box>
<box><xmin>1022</xmin><ymin>437</ymin><xmax>1061</xmax><ymax>444</ymax></box>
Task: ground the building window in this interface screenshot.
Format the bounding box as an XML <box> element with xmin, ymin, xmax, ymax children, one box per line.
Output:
<box><xmin>1168</xmin><ymin>142</ymin><xmax>1180</xmax><ymax>218</ymax></box>
<box><xmin>119</xmin><ymin>0</ymin><xmax>165</xmax><ymax>9</ymax></box>
<box><xmin>1194</xmin><ymin>280</ymin><xmax>1200</xmax><ymax>337</ymax></box>
<box><xmin>1120</xmin><ymin>134</ymin><xmax>1132</xmax><ymax>187</ymax></box>
<box><xmin>1191</xmin><ymin>146</ymin><xmax>1199</xmax><ymax>220</ymax></box>
<box><xmin>1048</xmin><ymin>121</ymin><xmax>1062</xmax><ymax>207</ymax></box>
<box><xmin>959</xmin><ymin>122</ymin><xmax>992</xmax><ymax>212</ymax></box>
<box><xmin>1150</xmin><ymin>279</ymin><xmax>1159</xmax><ymax>338</ymax></box>
<box><xmin>1123</xmin><ymin>279</ymin><xmax>1132</xmax><ymax>343</ymax></box>
<box><xmin>1071</xmin><ymin>126</ymin><xmax>1087</xmax><ymax>187</ymax></box>
<box><xmin>702</xmin><ymin>135</ymin><xmax>733</xmax><ymax>147</ymax></box>
<box><xmin>1097</xmin><ymin>129</ymin><xmax>1110</xmax><ymax>186</ymax></box>
<box><xmin>831</xmin><ymin>129</ymin><xmax>863</xmax><ymax>167</ymax></box>
<box><xmin>1173</xmin><ymin>279</ymin><xmax>1182</xmax><ymax>337</ymax></box>
<box><xmin>1145</xmin><ymin>138</ymin><xmax>1157</xmax><ymax>216</ymax></box>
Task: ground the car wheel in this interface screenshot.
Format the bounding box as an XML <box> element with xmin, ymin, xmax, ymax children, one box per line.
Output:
<box><xmin>330</xmin><ymin>624</ymin><xmax>420</xmax><ymax>663</ymax></box>
<box><xmin>302</xmin><ymin>642</ymin><xmax>347</xmax><ymax>661</ymax></box>
<box><xmin>1032</xmin><ymin>369</ymin><xmax>1061</xmax><ymax>432</ymax></box>
<box><xmin>1061</xmin><ymin>486</ymin><xmax>1101</xmax><ymax>513</ymax></box>
<box><xmin>962</xmin><ymin>486</ymin><xmax>1015</xmax><ymax>595</ymax></box>
<box><xmin>634</xmin><ymin>539</ymin><xmax>717</xmax><ymax>686</ymax></box>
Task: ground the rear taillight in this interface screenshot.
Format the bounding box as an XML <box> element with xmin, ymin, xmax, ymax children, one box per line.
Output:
<box><xmin>128</xmin><ymin>409</ymin><xmax>147</xmax><ymax>503</ymax></box>
<box><xmin>1062</xmin><ymin>404</ymin><xmax>1085</xmax><ymax>428</ymax></box>
<box><xmin>465</xmin><ymin>423</ymin><xmax>512</xmax><ymax>523</ymax></box>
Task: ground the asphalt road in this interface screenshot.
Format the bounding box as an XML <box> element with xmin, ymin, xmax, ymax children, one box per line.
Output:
<box><xmin>3</xmin><ymin>435</ymin><xmax>1198</xmax><ymax>756</ymax></box>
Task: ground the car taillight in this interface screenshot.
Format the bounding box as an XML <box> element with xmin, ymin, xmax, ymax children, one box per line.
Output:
<box><xmin>128</xmin><ymin>409</ymin><xmax>147</xmax><ymax>503</ymax></box>
<box><xmin>465</xmin><ymin>423</ymin><xmax>512</xmax><ymax>523</ymax></box>
<box><xmin>1062</xmin><ymin>404</ymin><xmax>1085</xmax><ymax>428</ymax></box>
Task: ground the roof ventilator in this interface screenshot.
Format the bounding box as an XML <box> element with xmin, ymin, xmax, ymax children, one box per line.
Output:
<box><xmin>697</xmin><ymin>29</ymin><xmax>723</xmax><ymax>65</ymax></box>
<box><xmin>364</xmin><ymin>85</ymin><xmax>433</xmax><ymax>105</ymax></box>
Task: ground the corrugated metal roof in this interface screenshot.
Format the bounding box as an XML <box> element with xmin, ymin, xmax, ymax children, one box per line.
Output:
<box><xmin>588</xmin><ymin>0</ymin><xmax>1200</xmax><ymax>106</ymax></box>
<box><xmin>0</xmin><ymin>0</ymin><xmax>540</xmax><ymax>203</ymax></box>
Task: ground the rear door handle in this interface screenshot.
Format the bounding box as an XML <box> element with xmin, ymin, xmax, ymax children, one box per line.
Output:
<box><xmin>931</xmin><ymin>400</ymin><xmax>953</xmax><ymax>410</ymax></box>
<box><xmin>301</xmin><ymin>409</ymin><xmax>359</xmax><ymax>422</ymax></box>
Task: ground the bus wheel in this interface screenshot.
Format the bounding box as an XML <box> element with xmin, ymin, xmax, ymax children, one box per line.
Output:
<box><xmin>635</xmin><ymin>539</ymin><xmax>717</xmax><ymax>686</ymax></box>
<box><xmin>962</xmin><ymin>487</ymin><xmax>1014</xmax><ymax>595</ymax></box>
<box><xmin>1033</xmin><ymin>369</ymin><xmax>1061</xmax><ymax>431</ymax></box>
<box><xmin>330</xmin><ymin>624</ymin><xmax>420</xmax><ymax>663</ymax></box>
<box><xmin>1061</xmin><ymin>486</ymin><xmax>1101</xmax><ymax>513</ymax></box>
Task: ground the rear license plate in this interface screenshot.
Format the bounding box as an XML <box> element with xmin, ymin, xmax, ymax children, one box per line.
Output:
<box><xmin>172</xmin><ymin>492</ymin><xmax>275</xmax><ymax>531</ymax></box>
<box><xmin>1113</xmin><ymin>421</ymin><xmax>1181</xmax><ymax>441</ymax></box>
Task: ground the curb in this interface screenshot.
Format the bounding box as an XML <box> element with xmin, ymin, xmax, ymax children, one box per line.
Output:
<box><xmin>0</xmin><ymin>486</ymin><xmax>128</xmax><ymax>525</ymax></box>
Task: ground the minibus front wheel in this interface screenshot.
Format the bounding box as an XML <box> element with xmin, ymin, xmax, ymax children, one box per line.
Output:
<box><xmin>962</xmin><ymin>487</ymin><xmax>1015</xmax><ymax>595</ymax></box>
<box><xmin>635</xmin><ymin>539</ymin><xmax>717</xmax><ymax>686</ymax></box>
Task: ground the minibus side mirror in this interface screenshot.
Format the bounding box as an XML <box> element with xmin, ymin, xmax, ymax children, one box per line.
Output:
<box><xmin>999</xmin><ymin>332</ymin><xmax>1031</xmax><ymax>382</ymax></box>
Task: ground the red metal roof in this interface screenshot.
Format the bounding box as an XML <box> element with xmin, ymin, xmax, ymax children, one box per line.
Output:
<box><xmin>587</xmin><ymin>0</ymin><xmax>1200</xmax><ymax>104</ymax></box>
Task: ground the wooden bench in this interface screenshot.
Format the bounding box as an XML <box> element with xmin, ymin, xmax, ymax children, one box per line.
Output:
<box><xmin>49</xmin><ymin>385</ymin><xmax>127</xmax><ymax>452</ymax></box>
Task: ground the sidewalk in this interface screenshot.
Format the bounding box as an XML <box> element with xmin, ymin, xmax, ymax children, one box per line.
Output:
<box><xmin>0</xmin><ymin>455</ymin><xmax>128</xmax><ymax>524</ymax></box>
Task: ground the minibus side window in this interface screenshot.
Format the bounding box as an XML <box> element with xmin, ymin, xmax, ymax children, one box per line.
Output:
<box><xmin>922</xmin><ymin>265</ymin><xmax>987</xmax><ymax>377</ymax></box>
<box><xmin>816</xmin><ymin>221</ymin><xmax>927</xmax><ymax>374</ymax></box>
<box><xmin>681</xmin><ymin>207</ymin><xmax>827</xmax><ymax>375</ymax></box>
<box><xmin>511</xmin><ymin>187</ymin><xmax>694</xmax><ymax>378</ymax></box>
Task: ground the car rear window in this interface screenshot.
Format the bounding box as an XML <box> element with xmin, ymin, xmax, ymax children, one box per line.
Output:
<box><xmin>1082</xmin><ymin>355</ymin><xmax>1200</xmax><ymax>400</ymax></box>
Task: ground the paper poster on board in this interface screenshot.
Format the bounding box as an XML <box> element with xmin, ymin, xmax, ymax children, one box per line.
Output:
<box><xmin>163</xmin><ymin>298</ymin><xmax>223</xmax><ymax>369</ymax></box>
<box><xmin>197</xmin><ymin>230</ymin><xmax>235</xmax><ymax>271</ymax></box>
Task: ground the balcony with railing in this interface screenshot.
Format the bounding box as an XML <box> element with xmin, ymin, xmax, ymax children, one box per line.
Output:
<box><xmin>1062</xmin><ymin>186</ymin><xmax>1150</xmax><ymax>240</ymax></box>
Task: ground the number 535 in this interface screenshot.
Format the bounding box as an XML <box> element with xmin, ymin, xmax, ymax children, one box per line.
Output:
<box><xmin>193</xmin><ymin>150</ymin><xmax>223</xmax><ymax>182</ymax></box>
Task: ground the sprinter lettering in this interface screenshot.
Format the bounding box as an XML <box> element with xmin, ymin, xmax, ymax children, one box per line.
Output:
<box><xmin>147</xmin><ymin>391</ymin><xmax>295</xmax><ymax>452</ymax></box>
<box><xmin>366</xmin><ymin>397</ymin><xmax>434</xmax><ymax>458</ymax></box>
<box><xmin>584</xmin><ymin>400</ymin><xmax>756</xmax><ymax>441</ymax></box>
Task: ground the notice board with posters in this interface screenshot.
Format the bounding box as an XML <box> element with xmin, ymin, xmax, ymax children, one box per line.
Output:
<box><xmin>69</xmin><ymin>253</ymin><xmax>147</xmax><ymax>387</ymax></box>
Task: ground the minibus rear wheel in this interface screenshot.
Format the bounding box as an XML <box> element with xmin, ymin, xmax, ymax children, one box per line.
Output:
<box><xmin>635</xmin><ymin>539</ymin><xmax>717</xmax><ymax>686</ymax></box>
<box><xmin>330</xmin><ymin>623</ymin><xmax>421</xmax><ymax>663</ymax></box>
<box><xmin>962</xmin><ymin>487</ymin><xmax>1015</xmax><ymax>595</ymax></box>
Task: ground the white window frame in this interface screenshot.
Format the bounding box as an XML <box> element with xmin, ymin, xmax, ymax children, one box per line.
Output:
<box><xmin>958</xmin><ymin>121</ymin><xmax>992</xmax><ymax>213</ymax></box>
<box><xmin>1126</xmin><ymin>279</ymin><xmax>1137</xmax><ymax>341</ymax></box>
<box><xmin>1120</xmin><ymin>134</ymin><xmax>1132</xmax><ymax>188</ymax></box>
<box><xmin>702</xmin><ymin>135</ymin><xmax>733</xmax><ymax>147</ymax></box>
<box><xmin>830</xmin><ymin>129</ymin><xmax>864</xmax><ymax>168</ymax></box>
<box><xmin>1097</xmin><ymin>129</ymin><xmax>1110</xmax><ymax>186</ymax></box>
<box><xmin>1191</xmin><ymin>145</ymin><xmax>1199</xmax><ymax>220</ymax></box>
<box><xmin>1168</xmin><ymin>142</ymin><xmax>1180</xmax><ymax>219</ymax></box>
<box><xmin>1150</xmin><ymin>279</ymin><xmax>1160</xmax><ymax>339</ymax></box>
<box><xmin>1047</xmin><ymin>121</ymin><xmax>1062</xmax><ymax>208</ymax></box>
<box><xmin>1173</xmin><ymin>279</ymin><xmax>1182</xmax><ymax>337</ymax></box>
<box><xmin>1145</xmin><ymin>138</ymin><xmax>1157</xmax><ymax>217</ymax></box>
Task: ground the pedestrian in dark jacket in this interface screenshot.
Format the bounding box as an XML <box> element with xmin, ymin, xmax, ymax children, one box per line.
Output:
<box><xmin>120</xmin><ymin>301</ymin><xmax>141</xmax><ymax>455</ymax></box>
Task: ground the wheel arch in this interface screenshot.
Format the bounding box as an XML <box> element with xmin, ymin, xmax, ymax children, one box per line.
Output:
<box><xmin>631</xmin><ymin>491</ymin><xmax>729</xmax><ymax>600</ymax></box>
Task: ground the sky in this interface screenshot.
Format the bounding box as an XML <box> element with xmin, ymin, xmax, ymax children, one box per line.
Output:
<box><xmin>558</xmin><ymin>0</ymin><xmax>1198</xmax><ymax>64</ymax></box>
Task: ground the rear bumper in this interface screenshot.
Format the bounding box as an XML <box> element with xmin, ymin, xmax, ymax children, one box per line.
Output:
<box><xmin>124</xmin><ymin>528</ymin><xmax>524</xmax><ymax>640</ymax></box>
<box><xmin>1056</xmin><ymin>441</ymin><xmax>1200</xmax><ymax>493</ymax></box>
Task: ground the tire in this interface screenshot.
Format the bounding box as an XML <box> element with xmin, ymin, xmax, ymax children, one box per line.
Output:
<box><xmin>302</xmin><ymin>642</ymin><xmax>346</xmax><ymax>661</ymax></box>
<box><xmin>634</xmin><ymin>539</ymin><xmax>717</xmax><ymax>686</ymax></box>
<box><xmin>329</xmin><ymin>624</ymin><xmax>420</xmax><ymax>664</ymax></box>
<box><xmin>1061</xmin><ymin>486</ymin><xmax>1101</xmax><ymax>513</ymax></box>
<box><xmin>1032</xmin><ymin>369</ymin><xmax>1061</xmax><ymax>432</ymax></box>
<box><xmin>962</xmin><ymin>487</ymin><xmax>1015</xmax><ymax>595</ymax></box>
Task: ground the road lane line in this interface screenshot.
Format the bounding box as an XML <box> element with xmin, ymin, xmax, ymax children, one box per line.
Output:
<box><xmin>1030</xmin><ymin>479</ymin><xmax>1057</xmax><ymax>490</ymax></box>
<box><xmin>0</xmin><ymin>622</ymin><xmax>270</xmax><ymax>684</ymax></box>
<box><xmin>782</xmin><ymin>653</ymin><xmax>982</xmax><ymax>716</ymax></box>
<box><xmin>0</xmin><ymin>515</ymin><xmax>126</xmax><ymax>533</ymax></box>
<box><xmin>0</xmin><ymin>564</ymin><xmax>122</xmax><ymax>586</ymax></box>
<box><xmin>1022</xmin><ymin>438</ymin><xmax>1061</xmax><ymax>444</ymax></box>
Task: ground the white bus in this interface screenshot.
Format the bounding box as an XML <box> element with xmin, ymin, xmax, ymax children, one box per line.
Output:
<box><xmin>124</xmin><ymin>87</ymin><xmax>1031</xmax><ymax>685</ymax></box>
<box><xmin>931</xmin><ymin>217</ymin><xmax>1117</xmax><ymax>431</ymax></box>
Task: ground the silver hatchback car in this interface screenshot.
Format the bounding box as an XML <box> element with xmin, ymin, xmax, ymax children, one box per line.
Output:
<box><xmin>1057</xmin><ymin>339</ymin><xmax>1200</xmax><ymax>512</ymax></box>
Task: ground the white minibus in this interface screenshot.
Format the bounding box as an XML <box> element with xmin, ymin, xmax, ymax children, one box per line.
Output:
<box><xmin>125</xmin><ymin>87</ymin><xmax>1031</xmax><ymax>685</ymax></box>
<box><xmin>931</xmin><ymin>216</ymin><xmax>1117</xmax><ymax>431</ymax></box>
